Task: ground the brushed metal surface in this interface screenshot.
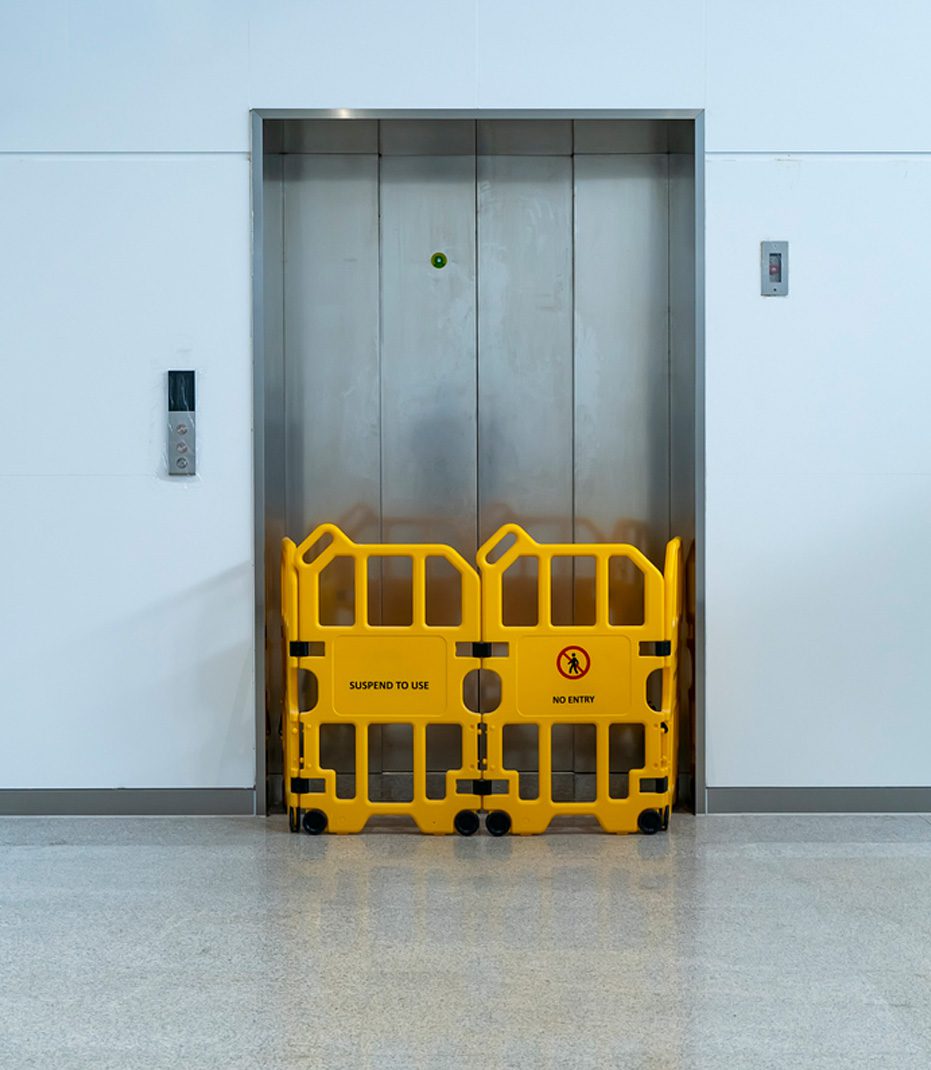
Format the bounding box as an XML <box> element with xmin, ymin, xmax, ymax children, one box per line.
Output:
<box><xmin>477</xmin><ymin>153</ymin><xmax>574</xmax><ymax>547</ymax></box>
<box><xmin>669</xmin><ymin>150</ymin><xmax>698</xmax><ymax>805</ymax></box>
<box><xmin>707</xmin><ymin>787</ymin><xmax>931</xmax><ymax>813</ymax></box>
<box><xmin>262</xmin><ymin>153</ymin><xmax>286</xmax><ymax>785</ymax></box>
<box><xmin>574</xmin><ymin>154</ymin><xmax>670</xmax><ymax>566</ymax></box>
<box><xmin>380</xmin><ymin>155</ymin><xmax>478</xmax><ymax>557</ymax></box>
<box><xmin>692</xmin><ymin>113</ymin><xmax>706</xmax><ymax>814</ymax></box>
<box><xmin>167</xmin><ymin>410</ymin><xmax>196</xmax><ymax>476</ymax></box>
<box><xmin>573</xmin><ymin>119</ymin><xmax>668</xmax><ymax>154</ymax></box>
<box><xmin>282</xmin><ymin>154</ymin><xmax>381</xmax><ymax>544</ymax></box>
<box><xmin>380</xmin><ymin>120</ymin><xmax>475</xmax><ymax>156</ymax></box>
<box><xmin>280</xmin><ymin>118</ymin><xmax>377</xmax><ymax>154</ymax></box>
<box><xmin>571</xmin><ymin>118</ymin><xmax>694</xmax><ymax>155</ymax></box>
<box><xmin>669</xmin><ymin>153</ymin><xmax>696</xmax><ymax>550</ymax></box>
<box><xmin>0</xmin><ymin>789</ymin><xmax>255</xmax><ymax>815</ymax></box>
<box><xmin>259</xmin><ymin>109</ymin><xmax>701</xmax><ymax>119</ymax></box>
<box><xmin>477</xmin><ymin>120</ymin><xmax>573</xmax><ymax>156</ymax></box>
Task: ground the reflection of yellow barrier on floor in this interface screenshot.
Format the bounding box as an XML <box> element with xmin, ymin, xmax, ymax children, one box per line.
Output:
<box><xmin>281</xmin><ymin>524</ymin><xmax>483</xmax><ymax>834</ymax></box>
<box><xmin>476</xmin><ymin>524</ymin><xmax>682</xmax><ymax>835</ymax></box>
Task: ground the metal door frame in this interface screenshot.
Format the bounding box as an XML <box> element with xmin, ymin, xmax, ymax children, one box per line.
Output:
<box><xmin>250</xmin><ymin>108</ymin><xmax>707</xmax><ymax>817</ymax></box>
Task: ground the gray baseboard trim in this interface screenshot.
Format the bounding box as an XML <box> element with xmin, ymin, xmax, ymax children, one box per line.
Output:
<box><xmin>0</xmin><ymin>788</ymin><xmax>256</xmax><ymax>816</ymax></box>
<box><xmin>707</xmin><ymin>786</ymin><xmax>931</xmax><ymax>814</ymax></box>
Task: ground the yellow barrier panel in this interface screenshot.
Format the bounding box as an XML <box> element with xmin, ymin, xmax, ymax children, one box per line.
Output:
<box><xmin>476</xmin><ymin>525</ymin><xmax>682</xmax><ymax>835</ymax></box>
<box><xmin>282</xmin><ymin>524</ymin><xmax>484</xmax><ymax>834</ymax></box>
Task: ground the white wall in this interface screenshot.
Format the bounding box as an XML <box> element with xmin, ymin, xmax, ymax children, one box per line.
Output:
<box><xmin>1</xmin><ymin>1</ymin><xmax>929</xmax><ymax>797</ymax></box>
<box><xmin>0</xmin><ymin>153</ymin><xmax>254</xmax><ymax>789</ymax></box>
<box><xmin>705</xmin><ymin>155</ymin><xmax>931</xmax><ymax>787</ymax></box>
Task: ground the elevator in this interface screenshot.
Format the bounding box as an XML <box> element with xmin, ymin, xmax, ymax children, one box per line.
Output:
<box><xmin>257</xmin><ymin>115</ymin><xmax>699</xmax><ymax>814</ymax></box>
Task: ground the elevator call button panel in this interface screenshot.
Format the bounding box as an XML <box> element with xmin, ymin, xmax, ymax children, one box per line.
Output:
<box><xmin>168</xmin><ymin>370</ymin><xmax>196</xmax><ymax>476</ymax></box>
<box><xmin>761</xmin><ymin>241</ymin><xmax>788</xmax><ymax>296</ymax></box>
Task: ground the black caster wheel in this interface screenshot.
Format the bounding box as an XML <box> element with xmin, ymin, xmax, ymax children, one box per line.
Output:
<box><xmin>485</xmin><ymin>810</ymin><xmax>512</xmax><ymax>837</ymax></box>
<box><xmin>637</xmin><ymin>809</ymin><xmax>663</xmax><ymax>835</ymax></box>
<box><xmin>453</xmin><ymin>810</ymin><xmax>480</xmax><ymax>836</ymax></box>
<box><xmin>288</xmin><ymin>807</ymin><xmax>300</xmax><ymax>834</ymax></box>
<box><xmin>302</xmin><ymin>809</ymin><xmax>328</xmax><ymax>835</ymax></box>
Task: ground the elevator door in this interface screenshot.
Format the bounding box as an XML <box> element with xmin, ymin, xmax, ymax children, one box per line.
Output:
<box><xmin>277</xmin><ymin>124</ymin><xmax>674</xmax><ymax>794</ymax></box>
<box><xmin>282</xmin><ymin>148</ymin><xmax>670</xmax><ymax>566</ymax></box>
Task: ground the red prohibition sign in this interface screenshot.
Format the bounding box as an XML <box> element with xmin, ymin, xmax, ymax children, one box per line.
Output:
<box><xmin>557</xmin><ymin>645</ymin><xmax>591</xmax><ymax>680</ymax></box>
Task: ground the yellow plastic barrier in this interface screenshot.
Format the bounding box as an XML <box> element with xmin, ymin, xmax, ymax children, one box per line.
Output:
<box><xmin>281</xmin><ymin>524</ymin><xmax>484</xmax><ymax>834</ymax></box>
<box><xmin>476</xmin><ymin>525</ymin><xmax>682</xmax><ymax>835</ymax></box>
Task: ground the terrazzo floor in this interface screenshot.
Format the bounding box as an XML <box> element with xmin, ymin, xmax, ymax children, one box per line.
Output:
<box><xmin>3</xmin><ymin>813</ymin><xmax>931</xmax><ymax>1069</ymax></box>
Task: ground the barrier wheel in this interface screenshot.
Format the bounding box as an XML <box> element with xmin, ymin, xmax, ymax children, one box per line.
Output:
<box><xmin>302</xmin><ymin>809</ymin><xmax>328</xmax><ymax>835</ymax></box>
<box><xmin>485</xmin><ymin>810</ymin><xmax>512</xmax><ymax>837</ymax></box>
<box><xmin>453</xmin><ymin>810</ymin><xmax>480</xmax><ymax>836</ymax></box>
<box><xmin>637</xmin><ymin>809</ymin><xmax>663</xmax><ymax>835</ymax></box>
<box><xmin>288</xmin><ymin>807</ymin><xmax>300</xmax><ymax>834</ymax></box>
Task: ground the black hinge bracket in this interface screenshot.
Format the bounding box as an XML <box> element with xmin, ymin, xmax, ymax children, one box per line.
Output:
<box><xmin>640</xmin><ymin>777</ymin><xmax>669</xmax><ymax>794</ymax></box>
<box><xmin>291</xmin><ymin>776</ymin><xmax>325</xmax><ymax>795</ymax></box>
<box><xmin>466</xmin><ymin>778</ymin><xmax>508</xmax><ymax>796</ymax></box>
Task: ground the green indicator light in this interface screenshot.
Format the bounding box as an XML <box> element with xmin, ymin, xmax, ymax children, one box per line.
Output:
<box><xmin>431</xmin><ymin>252</ymin><xmax>448</xmax><ymax>269</ymax></box>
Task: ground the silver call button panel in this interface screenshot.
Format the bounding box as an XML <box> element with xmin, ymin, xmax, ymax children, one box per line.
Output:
<box><xmin>761</xmin><ymin>241</ymin><xmax>788</xmax><ymax>296</ymax></box>
<box><xmin>168</xmin><ymin>370</ymin><xmax>196</xmax><ymax>476</ymax></box>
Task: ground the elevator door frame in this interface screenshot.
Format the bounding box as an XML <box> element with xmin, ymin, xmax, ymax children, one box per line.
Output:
<box><xmin>251</xmin><ymin>108</ymin><xmax>707</xmax><ymax>817</ymax></box>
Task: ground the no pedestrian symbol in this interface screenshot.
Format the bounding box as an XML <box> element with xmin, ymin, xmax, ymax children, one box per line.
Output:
<box><xmin>557</xmin><ymin>645</ymin><xmax>591</xmax><ymax>680</ymax></box>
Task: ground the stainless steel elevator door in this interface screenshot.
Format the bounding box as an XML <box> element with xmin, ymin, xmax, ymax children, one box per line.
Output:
<box><xmin>279</xmin><ymin>138</ymin><xmax>672</xmax><ymax>791</ymax></box>
<box><xmin>282</xmin><ymin>149</ymin><xmax>670</xmax><ymax>562</ymax></box>
<box><xmin>283</xmin><ymin>153</ymin><xmax>381</xmax><ymax>544</ymax></box>
<box><xmin>379</xmin><ymin>155</ymin><xmax>477</xmax><ymax>554</ymax></box>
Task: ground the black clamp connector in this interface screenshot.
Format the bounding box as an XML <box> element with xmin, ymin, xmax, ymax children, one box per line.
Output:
<box><xmin>465</xmin><ymin>778</ymin><xmax>508</xmax><ymax>796</ymax></box>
